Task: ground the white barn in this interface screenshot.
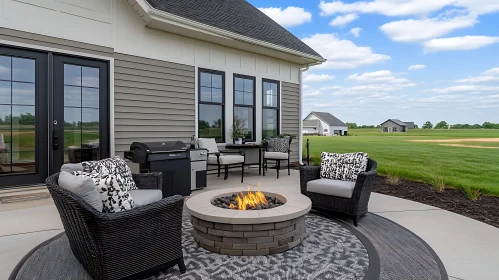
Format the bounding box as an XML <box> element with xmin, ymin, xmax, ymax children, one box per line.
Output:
<box><xmin>303</xmin><ymin>112</ymin><xmax>348</xmax><ymax>136</ymax></box>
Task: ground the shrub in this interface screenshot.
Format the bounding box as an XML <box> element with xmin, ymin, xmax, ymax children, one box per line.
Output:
<box><xmin>386</xmin><ymin>175</ymin><xmax>400</xmax><ymax>185</ymax></box>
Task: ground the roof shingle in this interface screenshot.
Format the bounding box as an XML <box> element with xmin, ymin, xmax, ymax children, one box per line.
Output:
<box><xmin>308</xmin><ymin>112</ymin><xmax>347</xmax><ymax>127</ymax></box>
<box><xmin>145</xmin><ymin>0</ymin><xmax>323</xmax><ymax>58</ymax></box>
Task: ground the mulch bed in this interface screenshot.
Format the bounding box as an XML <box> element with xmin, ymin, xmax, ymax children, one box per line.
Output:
<box><xmin>373</xmin><ymin>176</ymin><xmax>499</xmax><ymax>228</ymax></box>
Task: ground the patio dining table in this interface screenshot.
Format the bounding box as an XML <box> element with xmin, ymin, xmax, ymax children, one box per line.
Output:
<box><xmin>224</xmin><ymin>143</ymin><xmax>265</xmax><ymax>175</ymax></box>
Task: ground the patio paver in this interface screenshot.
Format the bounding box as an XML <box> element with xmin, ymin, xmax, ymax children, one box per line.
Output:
<box><xmin>0</xmin><ymin>169</ymin><xmax>498</xmax><ymax>280</ymax></box>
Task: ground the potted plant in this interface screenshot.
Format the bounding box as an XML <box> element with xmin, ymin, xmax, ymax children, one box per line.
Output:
<box><xmin>278</xmin><ymin>132</ymin><xmax>296</xmax><ymax>143</ymax></box>
<box><xmin>230</xmin><ymin>116</ymin><xmax>247</xmax><ymax>144</ymax></box>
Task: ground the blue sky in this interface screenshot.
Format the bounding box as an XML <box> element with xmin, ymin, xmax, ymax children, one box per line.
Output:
<box><xmin>248</xmin><ymin>0</ymin><xmax>499</xmax><ymax>126</ymax></box>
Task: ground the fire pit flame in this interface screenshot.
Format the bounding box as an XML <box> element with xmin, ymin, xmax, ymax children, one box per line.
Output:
<box><xmin>229</xmin><ymin>186</ymin><xmax>268</xmax><ymax>210</ymax></box>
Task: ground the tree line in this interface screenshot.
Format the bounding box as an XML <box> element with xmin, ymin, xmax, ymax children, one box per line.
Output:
<box><xmin>422</xmin><ymin>121</ymin><xmax>499</xmax><ymax>129</ymax></box>
<box><xmin>347</xmin><ymin>121</ymin><xmax>499</xmax><ymax>129</ymax></box>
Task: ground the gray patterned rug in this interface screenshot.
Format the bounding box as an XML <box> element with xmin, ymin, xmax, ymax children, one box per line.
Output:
<box><xmin>10</xmin><ymin>211</ymin><xmax>447</xmax><ymax>280</ymax></box>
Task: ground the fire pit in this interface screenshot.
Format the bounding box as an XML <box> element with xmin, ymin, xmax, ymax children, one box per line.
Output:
<box><xmin>186</xmin><ymin>187</ymin><xmax>311</xmax><ymax>256</ymax></box>
<box><xmin>212</xmin><ymin>186</ymin><xmax>285</xmax><ymax>210</ymax></box>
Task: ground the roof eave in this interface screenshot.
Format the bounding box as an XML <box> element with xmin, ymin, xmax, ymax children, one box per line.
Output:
<box><xmin>129</xmin><ymin>0</ymin><xmax>325</xmax><ymax>66</ymax></box>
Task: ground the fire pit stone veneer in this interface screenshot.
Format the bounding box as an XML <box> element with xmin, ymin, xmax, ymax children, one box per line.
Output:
<box><xmin>186</xmin><ymin>188</ymin><xmax>312</xmax><ymax>256</ymax></box>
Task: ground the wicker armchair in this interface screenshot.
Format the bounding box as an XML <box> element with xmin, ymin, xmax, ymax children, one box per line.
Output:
<box><xmin>299</xmin><ymin>159</ymin><xmax>378</xmax><ymax>226</ymax></box>
<box><xmin>46</xmin><ymin>172</ymin><xmax>185</xmax><ymax>280</ymax></box>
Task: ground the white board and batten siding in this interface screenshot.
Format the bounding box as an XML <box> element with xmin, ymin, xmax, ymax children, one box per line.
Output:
<box><xmin>281</xmin><ymin>82</ymin><xmax>300</xmax><ymax>162</ymax></box>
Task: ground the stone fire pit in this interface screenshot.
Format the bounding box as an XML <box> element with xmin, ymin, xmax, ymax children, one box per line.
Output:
<box><xmin>185</xmin><ymin>188</ymin><xmax>311</xmax><ymax>256</ymax></box>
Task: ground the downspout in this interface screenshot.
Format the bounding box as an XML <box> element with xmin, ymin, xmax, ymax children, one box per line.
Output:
<box><xmin>298</xmin><ymin>65</ymin><xmax>310</xmax><ymax>165</ymax></box>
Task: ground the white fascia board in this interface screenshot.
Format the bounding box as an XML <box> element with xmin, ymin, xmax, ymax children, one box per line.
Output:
<box><xmin>131</xmin><ymin>0</ymin><xmax>325</xmax><ymax>66</ymax></box>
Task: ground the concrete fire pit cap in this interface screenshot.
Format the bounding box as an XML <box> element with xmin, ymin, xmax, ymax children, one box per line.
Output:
<box><xmin>185</xmin><ymin>188</ymin><xmax>312</xmax><ymax>224</ymax></box>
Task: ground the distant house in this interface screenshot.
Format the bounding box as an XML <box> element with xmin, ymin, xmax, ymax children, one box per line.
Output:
<box><xmin>303</xmin><ymin>112</ymin><xmax>348</xmax><ymax>135</ymax></box>
<box><xmin>380</xmin><ymin>119</ymin><xmax>410</xmax><ymax>132</ymax></box>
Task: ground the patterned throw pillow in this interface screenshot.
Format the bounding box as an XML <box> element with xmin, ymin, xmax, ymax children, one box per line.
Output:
<box><xmin>73</xmin><ymin>171</ymin><xmax>135</xmax><ymax>213</ymax></box>
<box><xmin>320</xmin><ymin>152</ymin><xmax>369</xmax><ymax>182</ymax></box>
<box><xmin>82</xmin><ymin>156</ymin><xmax>138</xmax><ymax>191</ymax></box>
<box><xmin>269</xmin><ymin>138</ymin><xmax>290</xmax><ymax>153</ymax></box>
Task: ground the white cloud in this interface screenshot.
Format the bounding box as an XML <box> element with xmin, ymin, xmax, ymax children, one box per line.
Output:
<box><xmin>455</xmin><ymin>67</ymin><xmax>499</xmax><ymax>83</ymax></box>
<box><xmin>350</xmin><ymin>27</ymin><xmax>362</xmax><ymax>37</ymax></box>
<box><xmin>428</xmin><ymin>85</ymin><xmax>499</xmax><ymax>93</ymax></box>
<box><xmin>301</xmin><ymin>33</ymin><xmax>390</xmax><ymax>69</ymax></box>
<box><xmin>258</xmin><ymin>7</ymin><xmax>312</xmax><ymax>28</ymax></box>
<box><xmin>303</xmin><ymin>73</ymin><xmax>335</xmax><ymax>83</ymax></box>
<box><xmin>347</xmin><ymin>70</ymin><xmax>416</xmax><ymax>87</ymax></box>
<box><xmin>409</xmin><ymin>64</ymin><xmax>427</xmax><ymax>70</ymax></box>
<box><xmin>423</xmin><ymin>36</ymin><xmax>499</xmax><ymax>52</ymax></box>
<box><xmin>319</xmin><ymin>0</ymin><xmax>499</xmax><ymax>17</ymax></box>
<box><xmin>484</xmin><ymin>67</ymin><xmax>499</xmax><ymax>76</ymax></box>
<box><xmin>329</xmin><ymin>13</ymin><xmax>359</xmax><ymax>27</ymax></box>
<box><xmin>380</xmin><ymin>12</ymin><xmax>478</xmax><ymax>43</ymax></box>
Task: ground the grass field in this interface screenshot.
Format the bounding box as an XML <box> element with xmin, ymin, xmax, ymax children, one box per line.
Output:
<box><xmin>303</xmin><ymin>129</ymin><xmax>499</xmax><ymax>197</ymax></box>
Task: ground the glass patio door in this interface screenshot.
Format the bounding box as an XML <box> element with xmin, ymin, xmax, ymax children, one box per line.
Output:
<box><xmin>51</xmin><ymin>55</ymin><xmax>109</xmax><ymax>173</ymax></box>
<box><xmin>0</xmin><ymin>47</ymin><xmax>48</xmax><ymax>187</ymax></box>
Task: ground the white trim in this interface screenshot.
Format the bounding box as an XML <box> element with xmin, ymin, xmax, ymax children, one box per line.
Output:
<box><xmin>0</xmin><ymin>38</ymin><xmax>116</xmax><ymax>156</ymax></box>
<box><xmin>132</xmin><ymin>0</ymin><xmax>325</xmax><ymax>65</ymax></box>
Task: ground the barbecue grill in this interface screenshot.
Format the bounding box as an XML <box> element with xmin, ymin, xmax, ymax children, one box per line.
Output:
<box><xmin>125</xmin><ymin>141</ymin><xmax>191</xmax><ymax>197</ymax></box>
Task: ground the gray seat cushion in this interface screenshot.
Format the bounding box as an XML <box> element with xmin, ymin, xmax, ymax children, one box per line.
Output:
<box><xmin>129</xmin><ymin>189</ymin><xmax>162</xmax><ymax>207</ymax></box>
<box><xmin>307</xmin><ymin>178</ymin><xmax>356</xmax><ymax>199</ymax></box>
<box><xmin>207</xmin><ymin>155</ymin><xmax>244</xmax><ymax>165</ymax></box>
<box><xmin>58</xmin><ymin>171</ymin><xmax>103</xmax><ymax>211</ymax></box>
<box><xmin>60</xmin><ymin>163</ymin><xmax>84</xmax><ymax>173</ymax></box>
<box><xmin>264</xmin><ymin>152</ymin><xmax>289</xmax><ymax>160</ymax></box>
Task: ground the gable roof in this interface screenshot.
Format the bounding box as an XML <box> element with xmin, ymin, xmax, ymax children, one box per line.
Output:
<box><xmin>303</xmin><ymin>120</ymin><xmax>320</xmax><ymax>127</ymax></box>
<box><xmin>144</xmin><ymin>0</ymin><xmax>323</xmax><ymax>59</ymax></box>
<box><xmin>308</xmin><ymin>112</ymin><xmax>347</xmax><ymax>127</ymax></box>
<box><xmin>381</xmin><ymin>119</ymin><xmax>407</xmax><ymax>126</ymax></box>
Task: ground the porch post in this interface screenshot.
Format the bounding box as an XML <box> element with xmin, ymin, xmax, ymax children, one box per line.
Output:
<box><xmin>298</xmin><ymin>67</ymin><xmax>308</xmax><ymax>165</ymax></box>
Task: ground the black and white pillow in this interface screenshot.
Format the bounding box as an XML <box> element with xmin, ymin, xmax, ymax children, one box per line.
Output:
<box><xmin>320</xmin><ymin>152</ymin><xmax>369</xmax><ymax>182</ymax></box>
<box><xmin>73</xmin><ymin>171</ymin><xmax>135</xmax><ymax>213</ymax></box>
<box><xmin>269</xmin><ymin>138</ymin><xmax>290</xmax><ymax>153</ymax></box>
<box><xmin>82</xmin><ymin>156</ymin><xmax>137</xmax><ymax>191</ymax></box>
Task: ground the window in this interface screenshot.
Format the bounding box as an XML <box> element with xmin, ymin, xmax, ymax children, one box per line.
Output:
<box><xmin>324</xmin><ymin>129</ymin><xmax>328</xmax><ymax>132</ymax></box>
<box><xmin>262</xmin><ymin>79</ymin><xmax>279</xmax><ymax>139</ymax></box>
<box><xmin>233</xmin><ymin>74</ymin><xmax>255</xmax><ymax>141</ymax></box>
<box><xmin>198</xmin><ymin>69</ymin><xmax>224</xmax><ymax>142</ymax></box>
<box><xmin>383</xmin><ymin>127</ymin><xmax>388</xmax><ymax>132</ymax></box>
<box><xmin>393</xmin><ymin>127</ymin><xmax>397</xmax><ymax>132</ymax></box>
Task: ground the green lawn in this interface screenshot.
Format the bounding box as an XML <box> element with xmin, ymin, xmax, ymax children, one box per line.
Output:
<box><xmin>303</xmin><ymin>129</ymin><xmax>499</xmax><ymax>197</ymax></box>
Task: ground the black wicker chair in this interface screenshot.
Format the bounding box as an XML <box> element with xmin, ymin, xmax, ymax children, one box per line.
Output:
<box><xmin>46</xmin><ymin>172</ymin><xmax>185</xmax><ymax>280</ymax></box>
<box><xmin>299</xmin><ymin>159</ymin><xmax>378</xmax><ymax>226</ymax></box>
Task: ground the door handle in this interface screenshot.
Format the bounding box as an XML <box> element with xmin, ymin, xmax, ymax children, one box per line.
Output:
<box><xmin>53</xmin><ymin>130</ymin><xmax>59</xmax><ymax>150</ymax></box>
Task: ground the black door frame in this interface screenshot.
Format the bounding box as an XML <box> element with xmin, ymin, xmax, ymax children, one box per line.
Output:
<box><xmin>51</xmin><ymin>54</ymin><xmax>110</xmax><ymax>175</ymax></box>
<box><xmin>0</xmin><ymin>46</ymin><xmax>48</xmax><ymax>188</ymax></box>
<box><xmin>0</xmin><ymin>44</ymin><xmax>110</xmax><ymax>188</ymax></box>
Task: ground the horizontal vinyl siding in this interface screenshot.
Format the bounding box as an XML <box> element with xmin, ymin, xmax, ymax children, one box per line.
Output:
<box><xmin>0</xmin><ymin>27</ymin><xmax>113</xmax><ymax>56</ymax></box>
<box><xmin>114</xmin><ymin>53</ymin><xmax>195</xmax><ymax>157</ymax></box>
<box><xmin>281</xmin><ymin>82</ymin><xmax>300</xmax><ymax>162</ymax></box>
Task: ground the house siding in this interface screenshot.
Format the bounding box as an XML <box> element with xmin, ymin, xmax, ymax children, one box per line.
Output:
<box><xmin>281</xmin><ymin>82</ymin><xmax>300</xmax><ymax>162</ymax></box>
<box><xmin>114</xmin><ymin>53</ymin><xmax>196</xmax><ymax>159</ymax></box>
<box><xmin>380</xmin><ymin>120</ymin><xmax>405</xmax><ymax>132</ymax></box>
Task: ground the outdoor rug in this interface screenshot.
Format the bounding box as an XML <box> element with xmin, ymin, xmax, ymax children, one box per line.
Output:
<box><xmin>10</xmin><ymin>210</ymin><xmax>447</xmax><ymax>280</ymax></box>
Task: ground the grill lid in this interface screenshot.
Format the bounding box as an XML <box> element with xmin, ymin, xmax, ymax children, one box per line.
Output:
<box><xmin>130</xmin><ymin>141</ymin><xmax>187</xmax><ymax>153</ymax></box>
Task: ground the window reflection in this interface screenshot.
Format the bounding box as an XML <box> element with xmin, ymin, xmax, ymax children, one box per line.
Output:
<box><xmin>0</xmin><ymin>55</ymin><xmax>36</xmax><ymax>175</ymax></box>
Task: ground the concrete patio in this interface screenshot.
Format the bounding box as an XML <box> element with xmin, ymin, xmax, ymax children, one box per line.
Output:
<box><xmin>1</xmin><ymin>169</ymin><xmax>498</xmax><ymax>280</ymax></box>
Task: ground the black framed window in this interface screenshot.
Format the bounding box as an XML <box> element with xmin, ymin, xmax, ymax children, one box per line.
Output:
<box><xmin>198</xmin><ymin>69</ymin><xmax>224</xmax><ymax>142</ymax></box>
<box><xmin>262</xmin><ymin>79</ymin><xmax>280</xmax><ymax>139</ymax></box>
<box><xmin>233</xmin><ymin>74</ymin><xmax>255</xmax><ymax>141</ymax></box>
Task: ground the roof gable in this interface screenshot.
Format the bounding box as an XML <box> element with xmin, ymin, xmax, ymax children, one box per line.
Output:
<box><xmin>307</xmin><ymin>112</ymin><xmax>347</xmax><ymax>127</ymax></box>
<box><xmin>144</xmin><ymin>0</ymin><xmax>323</xmax><ymax>59</ymax></box>
<box><xmin>381</xmin><ymin>119</ymin><xmax>407</xmax><ymax>126</ymax></box>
